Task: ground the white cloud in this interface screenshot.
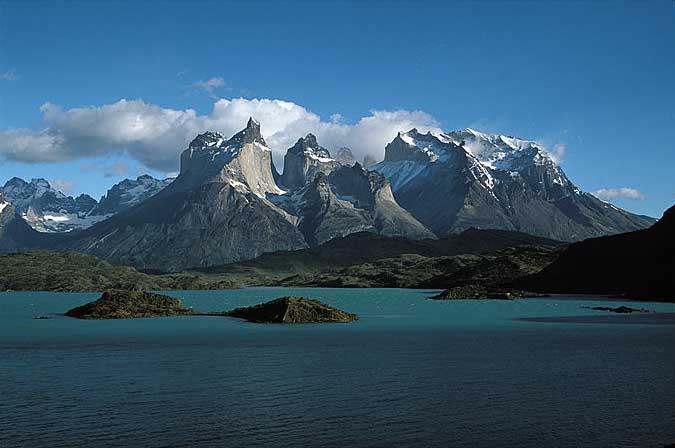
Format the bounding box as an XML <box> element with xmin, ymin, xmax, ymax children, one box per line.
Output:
<box><xmin>0</xmin><ymin>68</ymin><xmax>19</xmax><ymax>81</ymax></box>
<box><xmin>594</xmin><ymin>187</ymin><xmax>645</xmax><ymax>201</ymax></box>
<box><xmin>192</xmin><ymin>77</ymin><xmax>226</xmax><ymax>96</ymax></box>
<box><xmin>50</xmin><ymin>179</ymin><xmax>74</xmax><ymax>194</ymax></box>
<box><xmin>548</xmin><ymin>143</ymin><xmax>566</xmax><ymax>163</ymax></box>
<box><xmin>0</xmin><ymin>98</ymin><xmax>441</xmax><ymax>172</ymax></box>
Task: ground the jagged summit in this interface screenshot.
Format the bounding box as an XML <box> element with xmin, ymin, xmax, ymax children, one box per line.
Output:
<box><xmin>281</xmin><ymin>133</ymin><xmax>339</xmax><ymax>189</ymax></box>
<box><xmin>188</xmin><ymin>131</ymin><xmax>225</xmax><ymax>149</ymax></box>
<box><xmin>229</xmin><ymin>116</ymin><xmax>266</xmax><ymax>146</ymax></box>
<box><xmin>386</xmin><ymin>130</ymin><xmax>442</xmax><ymax>163</ymax></box>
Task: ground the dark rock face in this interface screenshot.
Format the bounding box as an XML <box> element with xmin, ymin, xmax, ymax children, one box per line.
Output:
<box><xmin>373</xmin><ymin>128</ymin><xmax>655</xmax><ymax>241</ymax></box>
<box><xmin>65</xmin><ymin>290</ymin><xmax>193</xmax><ymax>319</ymax></box>
<box><xmin>225</xmin><ymin>296</ymin><xmax>357</xmax><ymax>323</ymax></box>
<box><xmin>519</xmin><ymin>204</ymin><xmax>675</xmax><ymax>301</ymax></box>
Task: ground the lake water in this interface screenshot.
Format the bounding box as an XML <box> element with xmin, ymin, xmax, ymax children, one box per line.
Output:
<box><xmin>1</xmin><ymin>288</ymin><xmax>673</xmax><ymax>447</ymax></box>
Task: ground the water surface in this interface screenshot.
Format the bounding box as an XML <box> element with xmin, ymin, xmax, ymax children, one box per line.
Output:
<box><xmin>1</xmin><ymin>288</ymin><xmax>673</xmax><ymax>447</ymax></box>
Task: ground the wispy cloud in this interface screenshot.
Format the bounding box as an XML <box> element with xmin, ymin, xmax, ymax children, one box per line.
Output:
<box><xmin>192</xmin><ymin>77</ymin><xmax>226</xmax><ymax>97</ymax></box>
<box><xmin>0</xmin><ymin>98</ymin><xmax>440</xmax><ymax>171</ymax></box>
<box><xmin>0</xmin><ymin>68</ymin><xmax>19</xmax><ymax>81</ymax></box>
<box><xmin>594</xmin><ymin>187</ymin><xmax>645</xmax><ymax>201</ymax></box>
<box><xmin>50</xmin><ymin>179</ymin><xmax>74</xmax><ymax>194</ymax></box>
<box><xmin>81</xmin><ymin>160</ymin><xmax>131</xmax><ymax>179</ymax></box>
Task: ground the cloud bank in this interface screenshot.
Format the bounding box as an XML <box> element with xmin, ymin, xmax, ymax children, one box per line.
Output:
<box><xmin>594</xmin><ymin>187</ymin><xmax>645</xmax><ymax>201</ymax></box>
<box><xmin>0</xmin><ymin>98</ymin><xmax>441</xmax><ymax>172</ymax></box>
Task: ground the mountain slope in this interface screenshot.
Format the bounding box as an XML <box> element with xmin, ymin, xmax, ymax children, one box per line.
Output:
<box><xmin>372</xmin><ymin>128</ymin><xmax>655</xmax><ymax>241</ymax></box>
<box><xmin>201</xmin><ymin>228</ymin><xmax>561</xmax><ymax>279</ymax></box>
<box><xmin>518</xmin><ymin>204</ymin><xmax>675</xmax><ymax>300</ymax></box>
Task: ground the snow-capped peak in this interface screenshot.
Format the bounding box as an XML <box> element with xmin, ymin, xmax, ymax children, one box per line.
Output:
<box><xmin>388</xmin><ymin>130</ymin><xmax>441</xmax><ymax>163</ymax></box>
<box><xmin>290</xmin><ymin>133</ymin><xmax>334</xmax><ymax>162</ymax></box>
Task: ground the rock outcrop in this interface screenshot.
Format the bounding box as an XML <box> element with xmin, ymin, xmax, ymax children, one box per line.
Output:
<box><xmin>225</xmin><ymin>296</ymin><xmax>357</xmax><ymax>323</ymax></box>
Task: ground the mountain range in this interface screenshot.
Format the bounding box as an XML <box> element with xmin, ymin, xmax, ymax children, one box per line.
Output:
<box><xmin>0</xmin><ymin>175</ymin><xmax>172</xmax><ymax>232</ymax></box>
<box><xmin>372</xmin><ymin>128</ymin><xmax>654</xmax><ymax>241</ymax></box>
<box><xmin>0</xmin><ymin>118</ymin><xmax>656</xmax><ymax>271</ymax></box>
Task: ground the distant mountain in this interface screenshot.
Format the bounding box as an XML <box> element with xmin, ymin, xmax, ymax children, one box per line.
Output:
<box><xmin>1</xmin><ymin>175</ymin><xmax>172</xmax><ymax>233</ymax></box>
<box><xmin>90</xmin><ymin>174</ymin><xmax>173</xmax><ymax>216</ymax></box>
<box><xmin>1</xmin><ymin>177</ymin><xmax>99</xmax><ymax>232</ymax></box>
<box><xmin>0</xmin><ymin>190</ymin><xmax>55</xmax><ymax>251</ymax></box>
<box><xmin>372</xmin><ymin>128</ymin><xmax>655</xmax><ymax>241</ymax></box>
<box><xmin>519</xmin><ymin>204</ymin><xmax>675</xmax><ymax>300</ymax></box>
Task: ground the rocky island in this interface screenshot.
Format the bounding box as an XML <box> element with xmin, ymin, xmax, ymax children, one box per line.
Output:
<box><xmin>224</xmin><ymin>297</ymin><xmax>358</xmax><ymax>324</ymax></box>
<box><xmin>65</xmin><ymin>290</ymin><xmax>194</xmax><ymax>319</ymax></box>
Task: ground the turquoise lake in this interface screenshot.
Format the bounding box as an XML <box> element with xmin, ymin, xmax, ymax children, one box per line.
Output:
<box><xmin>1</xmin><ymin>288</ymin><xmax>673</xmax><ymax>447</ymax></box>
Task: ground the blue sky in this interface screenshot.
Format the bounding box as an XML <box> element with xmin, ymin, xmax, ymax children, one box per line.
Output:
<box><xmin>0</xmin><ymin>0</ymin><xmax>673</xmax><ymax>217</ymax></box>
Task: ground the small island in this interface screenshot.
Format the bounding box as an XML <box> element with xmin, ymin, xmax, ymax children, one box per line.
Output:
<box><xmin>224</xmin><ymin>296</ymin><xmax>358</xmax><ymax>324</ymax></box>
<box><xmin>65</xmin><ymin>290</ymin><xmax>194</xmax><ymax>319</ymax></box>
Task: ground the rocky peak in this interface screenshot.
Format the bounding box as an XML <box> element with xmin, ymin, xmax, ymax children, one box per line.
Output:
<box><xmin>281</xmin><ymin>134</ymin><xmax>340</xmax><ymax>189</ymax></box>
<box><xmin>384</xmin><ymin>130</ymin><xmax>441</xmax><ymax>163</ymax></box>
<box><xmin>188</xmin><ymin>131</ymin><xmax>226</xmax><ymax>150</ymax></box>
<box><xmin>228</xmin><ymin>117</ymin><xmax>266</xmax><ymax>147</ymax></box>
<box><xmin>289</xmin><ymin>133</ymin><xmax>332</xmax><ymax>158</ymax></box>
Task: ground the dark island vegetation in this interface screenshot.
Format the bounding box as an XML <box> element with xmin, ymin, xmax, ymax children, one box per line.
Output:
<box><xmin>65</xmin><ymin>290</ymin><xmax>195</xmax><ymax>319</ymax></box>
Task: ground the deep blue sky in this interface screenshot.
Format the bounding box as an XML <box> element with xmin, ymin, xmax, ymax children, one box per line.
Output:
<box><xmin>0</xmin><ymin>0</ymin><xmax>673</xmax><ymax>217</ymax></box>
